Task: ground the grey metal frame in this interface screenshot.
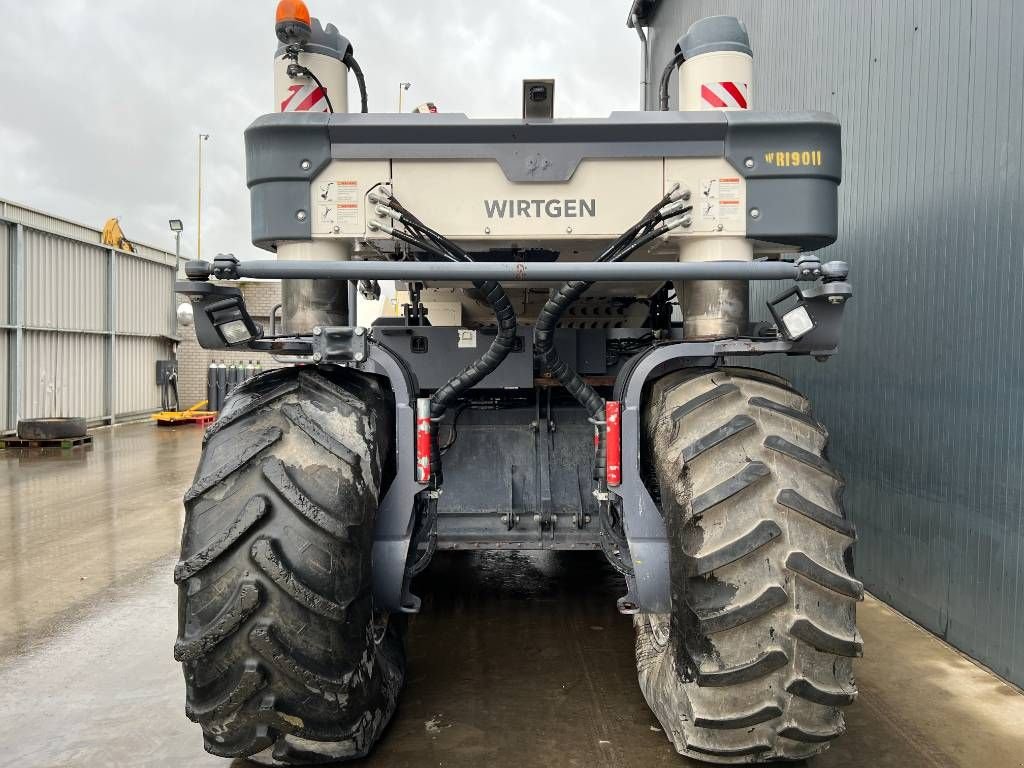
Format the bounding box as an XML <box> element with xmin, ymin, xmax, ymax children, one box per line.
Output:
<box><xmin>106</xmin><ymin>248</ymin><xmax>117</xmax><ymax>425</ymax></box>
<box><xmin>362</xmin><ymin>341</ymin><xmax>423</xmax><ymax>613</ymax></box>
<box><xmin>7</xmin><ymin>224</ymin><xmax>24</xmax><ymax>430</ymax></box>
<box><xmin>0</xmin><ymin>213</ymin><xmax>177</xmax><ymax>432</ymax></box>
<box><xmin>180</xmin><ymin>253</ymin><xmax>849</xmax><ymax>613</ymax></box>
<box><xmin>201</xmin><ymin>256</ymin><xmax>808</xmax><ymax>283</ymax></box>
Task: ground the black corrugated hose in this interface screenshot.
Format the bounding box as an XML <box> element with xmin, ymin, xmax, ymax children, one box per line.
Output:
<box><xmin>532</xmin><ymin>191</ymin><xmax>692</xmax><ymax>481</ymax></box>
<box><xmin>659</xmin><ymin>51</ymin><xmax>686</xmax><ymax>110</ymax></box>
<box><xmin>428</xmin><ymin>279</ymin><xmax>517</xmax><ymax>482</ymax></box>
<box><xmin>372</xmin><ymin>193</ymin><xmax>519</xmax><ymax>485</ymax></box>
<box><xmin>344</xmin><ymin>53</ymin><xmax>369</xmax><ymax>113</ymax></box>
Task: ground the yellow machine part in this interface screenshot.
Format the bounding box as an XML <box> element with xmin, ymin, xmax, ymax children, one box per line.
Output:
<box><xmin>101</xmin><ymin>218</ymin><xmax>135</xmax><ymax>253</ymax></box>
<box><xmin>152</xmin><ymin>401</ymin><xmax>216</xmax><ymax>425</ymax></box>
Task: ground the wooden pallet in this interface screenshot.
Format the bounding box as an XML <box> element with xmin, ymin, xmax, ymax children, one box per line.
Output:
<box><xmin>0</xmin><ymin>434</ymin><xmax>93</xmax><ymax>450</ymax></box>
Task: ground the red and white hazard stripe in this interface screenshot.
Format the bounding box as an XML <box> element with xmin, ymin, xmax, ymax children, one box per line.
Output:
<box><xmin>605</xmin><ymin>401</ymin><xmax>622</xmax><ymax>487</ymax></box>
<box><xmin>415</xmin><ymin>398</ymin><xmax>432</xmax><ymax>484</ymax></box>
<box><xmin>701</xmin><ymin>81</ymin><xmax>749</xmax><ymax>110</ymax></box>
<box><xmin>280</xmin><ymin>82</ymin><xmax>330</xmax><ymax>113</ymax></box>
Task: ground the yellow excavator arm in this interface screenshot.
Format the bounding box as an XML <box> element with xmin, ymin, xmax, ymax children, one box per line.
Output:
<box><xmin>101</xmin><ymin>217</ymin><xmax>135</xmax><ymax>253</ymax></box>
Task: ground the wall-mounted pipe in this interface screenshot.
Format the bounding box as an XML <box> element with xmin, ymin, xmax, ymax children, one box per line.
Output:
<box><xmin>632</xmin><ymin>13</ymin><xmax>650</xmax><ymax>110</ymax></box>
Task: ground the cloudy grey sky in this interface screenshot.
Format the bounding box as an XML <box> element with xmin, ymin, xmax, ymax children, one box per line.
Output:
<box><xmin>0</xmin><ymin>0</ymin><xmax>641</xmax><ymax>259</ymax></box>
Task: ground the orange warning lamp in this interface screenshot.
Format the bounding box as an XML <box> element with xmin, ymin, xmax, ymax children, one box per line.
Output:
<box><xmin>276</xmin><ymin>0</ymin><xmax>312</xmax><ymax>46</ymax></box>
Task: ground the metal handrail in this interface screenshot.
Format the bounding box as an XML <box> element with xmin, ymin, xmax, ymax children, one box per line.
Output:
<box><xmin>210</xmin><ymin>258</ymin><xmax>803</xmax><ymax>283</ymax></box>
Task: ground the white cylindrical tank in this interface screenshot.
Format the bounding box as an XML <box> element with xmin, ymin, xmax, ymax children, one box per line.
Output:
<box><xmin>273</xmin><ymin>11</ymin><xmax>354</xmax><ymax>332</ymax></box>
<box><xmin>676</xmin><ymin>16</ymin><xmax>754</xmax><ymax>340</ymax></box>
<box><xmin>677</xmin><ymin>16</ymin><xmax>753</xmax><ymax>112</ymax></box>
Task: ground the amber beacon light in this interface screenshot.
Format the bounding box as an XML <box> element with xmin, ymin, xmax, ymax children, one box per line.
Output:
<box><xmin>276</xmin><ymin>0</ymin><xmax>312</xmax><ymax>46</ymax></box>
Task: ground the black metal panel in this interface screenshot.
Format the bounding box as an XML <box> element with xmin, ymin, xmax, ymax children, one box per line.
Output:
<box><xmin>433</xmin><ymin>404</ymin><xmax>602</xmax><ymax>550</ymax></box>
<box><xmin>373</xmin><ymin>327</ymin><xmax>534</xmax><ymax>390</ymax></box>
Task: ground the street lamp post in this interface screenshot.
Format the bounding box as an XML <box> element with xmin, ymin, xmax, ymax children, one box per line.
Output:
<box><xmin>398</xmin><ymin>82</ymin><xmax>411</xmax><ymax>112</ymax></box>
<box><xmin>169</xmin><ymin>219</ymin><xmax>184</xmax><ymax>273</ymax></box>
<box><xmin>196</xmin><ymin>133</ymin><xmax>209</xmax><ymax>260</ymax></box>
<box><xmin>168</xmin><ymin>218</ymin><xmax>184</xmax><ymax>334</ymax></box>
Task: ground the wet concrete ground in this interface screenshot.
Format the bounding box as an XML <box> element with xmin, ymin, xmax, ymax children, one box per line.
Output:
<box><xmin>1</xmin><ymin>422</ymin><xmax>1022</xmax><ymax>768</ymax></box>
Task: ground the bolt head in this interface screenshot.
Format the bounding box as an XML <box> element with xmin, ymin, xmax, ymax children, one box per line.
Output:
<box><xmin>501</xmin><ymin>514</ymin><xmax>509</xmax><ymax>523</ymax></box>
<box><xmin>533</xmin><ymin>514</ymin><xmax>541</xmax><ymax>522</ymax></box>
<box><xmin>354</xmin><ymin>326</ymin><xmax>365</xmax><ymax>336</ymax></box>
<box><xmin>484</xmin><ymin>226</ymin><xmax>491</xmax><ymax>235</ymax></box>
<box><xmin>744</xmin><ymin>157</ymin><xmax>755</xmax><ymax>168</ymax></box>
<box><xmin>750</xmin><ymin>208</ymin><xmax>761</xmax><ymax>219</ymax></box>
<box><xmin>566</xmin><ymin>226</ymin><xmax>573</xmax><ymax>234</ymax></box>
<box><xmin>300</xmin><ymin>159</ymin><xmax>311</xmax><ymax>171</ymax></box>
<box><xmin>354</xmin><ymin>352</ymin><xmax>366</xmax><ymax>361</ymax></box>
<box><xmin>311</xmin><ymin>352</ymin><xmax>323</xmax><ymax>362</ymax></box>
<box><xmin>313</xmin><ymin>326</ymin><xmax>323</xmax><ymax>335</ymax></box>
<box><xmin>296</xmin><ymin>210</ymin><xmax>307</xmax><ymax>221</ymax></box>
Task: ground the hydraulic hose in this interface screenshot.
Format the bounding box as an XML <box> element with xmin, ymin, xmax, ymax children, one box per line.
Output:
<box><xmin>534</xmin><ymin>282</ymin><xmax>605</xmax><ymax>419</ymax></box>
<box><xmin>658</xmin><ymin>51</ymin><xmax>686</xmax><ymax>110</ymax></box>
<box><xmin>532</xmin><ymin>200</ymin><xmax>690</xmax><ymax>419</ymax></box>
<box><xmin>372</xmin><ymin>193</ymin><xmax>520</xmax><ymax>484</ymax></box>
<box><xmin>431</xmin><ymin>282</ymin><xmax>517</xmax><ymax>414</ymax></box>
<box><xmin>428</xmin><ymin>282</ymin><xmax>517</xmax><ymax>482</ymax></box>
<box><xmin>532</xmin><ymin>192</ymin><xmax>692</xmax><ymax>481</ymax></box>
<box><xmin>344</xmin><ymin>53</ymin><xmax>368</xmax><ymax>113</ymax></box>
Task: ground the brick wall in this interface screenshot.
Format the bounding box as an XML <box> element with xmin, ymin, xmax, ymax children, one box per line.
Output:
<box><xmin>175</xmin><ymin>280</ymin><xmax>284</xmax><ymax>410</ymax></box>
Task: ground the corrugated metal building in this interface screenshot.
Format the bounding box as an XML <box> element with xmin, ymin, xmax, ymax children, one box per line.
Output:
<box><xmin>630</xmin><ymin>0</ymin><xmax>1024</xmax><ymax>687</ymax></box>
<box><xmin>0</xmin><ymin>198</ymin><xmax>178</xmax><ymax>432</ymax></box>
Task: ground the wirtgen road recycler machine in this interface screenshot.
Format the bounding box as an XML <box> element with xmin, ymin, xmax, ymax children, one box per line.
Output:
<box><xmin>174</xmin><ymin>2</ymin><xmax>859</xmax><ymax>763</ymax></box>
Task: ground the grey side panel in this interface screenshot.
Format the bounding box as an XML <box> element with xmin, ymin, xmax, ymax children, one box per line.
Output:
<box><xmin>724</xmin><ymin>110</ymin><xmax>842</xmax><ymax>181</ymax></box>
<box><xmin>245</xmin><ymin>113</ymin><xmax>332</xmax><ymax>251</ymax></box>
<box><xmin>366</xmin><ymin>343</ymin><xmax>422</xmax><ymax>613</ymax></box>
<box><xmin>724</xmin><ymin>110</ymin><xmax>842</xmax><ymax>248</ymax></box>
<box><xmin>747</xmin><ymin>178</ymin><xmax>838</xmax><ymax>250</ymax></box>
<box><xmin>325</xmin><ymin>111</ymin><xmax>730</xmax><ymax>182</ymax></box>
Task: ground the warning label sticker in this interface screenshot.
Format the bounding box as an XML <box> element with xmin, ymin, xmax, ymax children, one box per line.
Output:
<box><xmin>317</xmin><ymin>204</ymin><xmax>336</xmax><ymax>227</ymax></box>
<box><xmin>700</xmin><ymin>177</ymin><xmax>743</xmax><ymax>223</ymax></box>
<box><xmin>334</xmin><ymin>180</ymin><xmax>360</xmax><ymax>228</ymax></box>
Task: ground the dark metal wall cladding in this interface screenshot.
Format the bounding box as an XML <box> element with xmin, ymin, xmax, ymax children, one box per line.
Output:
<box><xmin>646</xmin><ymin>0</ymin><xmax>1024</xmax><ymax>687</ymax></box>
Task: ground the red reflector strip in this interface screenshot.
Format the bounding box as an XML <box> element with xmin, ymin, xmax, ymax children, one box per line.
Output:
<box><xmin>605</xmin><ymin>401</ymin><xmax>622</xmax><ymax>487</ymax></box>
<box><xmin>416</xmin><ymin>398</ymin><xmax>431</xmax><ymax>484</ymax></box>
<box><xmin>701</xmin><ymin>81</ymin><xmax>749</xmax><ymax>110</ymax></box>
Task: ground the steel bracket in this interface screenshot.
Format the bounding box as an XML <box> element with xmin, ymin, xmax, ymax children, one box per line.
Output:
<box><xmin>311</xmin><ymin>326</ymin><xmax>368</xmax><ymax>363</ymax></box>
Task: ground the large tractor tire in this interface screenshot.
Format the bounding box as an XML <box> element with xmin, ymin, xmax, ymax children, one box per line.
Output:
<box><xmin>174</xmin><ymin>367</ymin><xmax>405</xmax><ymax>765</ymax></box>
<box><xmin>636</xmin><ymin>367</ymin><xmax>861</xmax><ymax>763</ymax></box>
